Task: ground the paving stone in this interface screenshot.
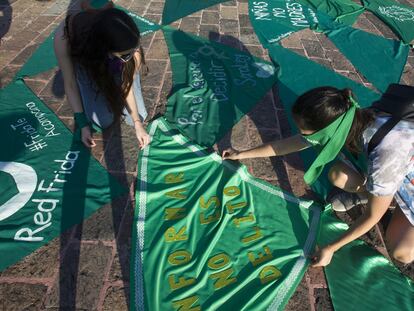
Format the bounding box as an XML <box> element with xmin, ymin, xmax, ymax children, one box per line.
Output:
<box><xmin>353</xmin><ymin>13</ymin><xmax>381</xmax><ymax>35</ymax></box>
<box><xmin>146</xmin><ymin>1</ymin><xmax>164</xmax><ymax>14</ymax></box>
<box><xmin>307</xmin><ymin>267</ymin><xmax>327</xmax><ymax>286</ymax></box>
<box><xmin>247</xmin><ymin>93</ymin><xmax>279</xmax><ymax>130</ymax></box>
<box><xmin>140</xmin><ymin>59</ymin><xmax>167</xmax><ymax>89</ymax></box>
<box><xmin>285</xmin><ymin>276</ymin><xmax>311</xmax><ymax>311</ymax></box>
<box><xmin>23</xmin><ymin>78</ymin><xmax>47</xmax><ymax>95</ymax></box>
<box><xmin>221</xmin><ymin>0</ymin><xmax>237</xmax><ymax>6</ymax></box>
<box><xmin>219</xmin><ymin>18</ymin><xmax>238</xmax><ymax>34</ymax></box>
<box><xmin>220</xmin><ymin>6</ymin><xmax>238</xmax><ymax>20</ymax></box>
<box><xmin>102</xmin><ymin>286</ymin><xmax>129</xmax><ymax>311</ymax></box>
<box><xmin>238</xmin><ymin>14</ymin><xmax>250</xmax><ymax>28</ymax></box>
<box><xmin>302</xmin><ymin>39</ymin><xmax>325</xmax><ymax>58</ymax></box>
<box><xmin>240</xmin><ymin>27</ymin><xmax>259</xmax><ymax>45</ymax></box>
<box><xmin>109</xmin><ymin>243</ymin><xmax>131</xmax><ymax>283</ymax></box>
<box><xmin>365</xmin><ymin>12</ymin><xmax>398</xmax><ymax>40</ymax></box>
<box><xmin>180</xmin><ymin>16</ymin><xmax>201</xmax><ymax>34</ymax></box>
<box><xmin>0</xmin><ymin>64</ymin><xmax>20</xmax><ymax>88</ymax></box>
<box><xmin>147</xmin><ymin>38</ymin><xmax>169</xmax><ymax>59</ymax></box>
<box><xmin>238</xmin><ymin>2</ymin><xmax>249</xmax><ymax>15</ymax></box>
<box><xmin>325</xmin><ymin>49</ymin><xmax>355</xmax><ymax>72</ymax></box>
<box><xmin>201</xmin><ymin>11</ymin><xmax>219</xmax><ymax>24</ymax></box>
<box><xmin>241</xmin><ymin>44</ymin><xmax>263</xmax><ymax>59</ymax></box>
<box><xmin>314</xmin><ymin>288</ymin><xmax>334</xmax><ymax>311</ymax></box>
<box><xmin>205</xmin><ymin>4</ymin><xmax>220</xmax><ymax>12</ymax></box>
<box><xmin>81</xmin><ymin>196</ymin><xmax>130</xmax><ymax>241</ymax></box>
<box><xmin>143</xmin><ymin>13</ymin><xmax>161</xmax><ymax>24</ymax></box>
<box><xmin>9</xmin><ymin>43</ymin><xmax>38</xmax><ymax>66</ymax></box>
<box><xmin>281</xmin><ymin>32</ymin><xmax>305</xmax><ymax>49</ymax></box>
<box><xmin>44</xmin><ymin>242</ymin><xmax>112</xmax><ymax>310</ymax></box>
<box><xmin>199</xmin><ymin>24</ymin><xmax>220</xmax><ymax>41</ymax></box>
<box><xmin>0</xmin><ymin>283</ymin><xmax>48</xmax><ymax>311</ymax></box>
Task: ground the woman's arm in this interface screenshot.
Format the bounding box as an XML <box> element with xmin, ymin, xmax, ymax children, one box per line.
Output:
<box><xmin>54</xmin><ymin>23</ymin><xmax>96</xmax><ymax>147</ymax></box>
<box><xmin>312</xmin><ymin>194</ymin><xmax>393</xmax><ymax>267</ymax></box>
<box><xmin>222</xmin><ymin>134</ymin><xmax>311</xmax><ymax>160</ymax></box>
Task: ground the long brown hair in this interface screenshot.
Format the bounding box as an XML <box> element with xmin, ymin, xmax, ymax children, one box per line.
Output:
<box><xmin>65</xmin><ymin>5</ymin><xmax>148</xmax><ymax>120</ymax></box>
<box><xmin>292</xmin><ymin>86</ymin><xmax>376</xmax><ymax>154</ymax></box>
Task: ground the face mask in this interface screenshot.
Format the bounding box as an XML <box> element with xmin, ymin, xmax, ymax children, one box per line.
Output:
<box><xmin>302</xmin><ymin>97</ymin><xmax>360</xmax><ymax>185</ymax></box>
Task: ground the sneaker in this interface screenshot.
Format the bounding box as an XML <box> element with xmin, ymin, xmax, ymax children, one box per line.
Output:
<box><xmin>329</xmin><ymin>191</ymin><xmax>369</xmax><ymax>212</ymax></box>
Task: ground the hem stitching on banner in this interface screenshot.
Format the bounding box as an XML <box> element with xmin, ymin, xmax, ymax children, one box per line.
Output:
<box><xmin>134</xmin><ymin>118</ymin><xmax>160</xmax><ymax>311</ymax></box>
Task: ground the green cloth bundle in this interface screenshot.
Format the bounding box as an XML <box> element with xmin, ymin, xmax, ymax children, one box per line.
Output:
<box><xmin>302</xmin><ymin>97</ymin><xmax>359</xmax><ymax>184</ymax></box>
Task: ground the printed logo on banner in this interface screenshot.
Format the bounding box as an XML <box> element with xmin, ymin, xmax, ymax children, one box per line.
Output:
<box><xmin>0</xmin><ymin>162</ymin><xmax>37</xmax><ymax>221</ymax></box>
<box><xmin>379</xmin><ymin>5</ymin><xmax>414</xmax><ymax>22</ymax></box>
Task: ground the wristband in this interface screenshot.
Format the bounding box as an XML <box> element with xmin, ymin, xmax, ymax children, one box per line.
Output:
<box><xmin>74</xmin><ymin>112</ymin><xmax>90</xmax><ymax>129</ymax></box>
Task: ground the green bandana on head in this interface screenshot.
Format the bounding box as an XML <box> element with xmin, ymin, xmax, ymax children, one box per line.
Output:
<box><xmin>302</xmin><ymin>97</ymin><xmax>360</xmax><ymax>185</ymax></box>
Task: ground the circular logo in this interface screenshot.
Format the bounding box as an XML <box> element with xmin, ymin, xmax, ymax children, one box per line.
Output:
<box><xmin>378</xmin><ymin>5</ymin><xmax>414</xmax><ymax>22</ymax></box>
<box><xmin>0</xmin><ymin>162</ymin><xmax>37</xmax><ymax>222</ymax></box>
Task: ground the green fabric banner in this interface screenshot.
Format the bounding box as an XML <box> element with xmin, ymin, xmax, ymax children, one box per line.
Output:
<box><xmin>298</xmin><ymin>0</ymin><xmax>364</xmax><ymax>25</ymax></box>
<box><xmin>361</xmin><ymin>0</ymin><xmax>414</xmax><ymax>45</ymax></box>
<box><xmin>325</xmin><ymin>24</ymin><xmax>409</xmax><ymax>93</ymax></box>
<box><xmin>16</xmin><ymin>10</ymin><xmax>159</xmax><ymax>79</ymax></box>
<box><xmin>163</xmin><ymin>27</ymin><xmax>278</xmax><ymax>147</ymax></box>
<box><xmin>318</xmin><ymin>209</ymin><xmax>414</xmax><ymax>311</ymax></box>
<box><xmin>131</xmin><ymin>117</ymin><xmax>322</xmax><ymax>310</ymax></box>
<box><xmin>267</xmin><ymin>43</ymin><xmax>380</xmax><ymax>200</ymax></box>
<box><xmin>0</xmin><ymin>80</ymin><xmax>126</xmax><ymax>271</ymax></box>
<box><xmin>162</xmin><ymin>0</ymin><xmax>229</xmax><ymax>25</ymax></box>
<box><xmin>248</xmin><ymin>0</ymin><xmax>320</xmax><ymax>46</ymax></box>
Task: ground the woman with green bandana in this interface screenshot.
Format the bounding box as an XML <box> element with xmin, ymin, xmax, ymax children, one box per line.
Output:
<box><xmin>222</xmin><ymin>86</ymin><xmax>414</xmax><ymax>267</ymax></box>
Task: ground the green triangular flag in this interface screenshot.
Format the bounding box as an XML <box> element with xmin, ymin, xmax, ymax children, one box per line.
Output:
<box><xmin>131</xmin><ymin>116</ymin><xmax>321</xmax><ymax>311</ymax></box>
<box><xmin>16</xmin><ymin>31</ymin><xmax>57</xmax><ymax>79</ymax></box>
<box><xmin>325</xmin><ymin>24</ymin><xmax>409</xmax><ymax>93</ymax></box>
<box><xmin>298</xmin><ymin>0</ymin><xmax>364</xmax><ymax>25</ymax></box>
<box><xmin>361</xmin><ymin>0</ymin><xmax>414</xmax><ymax>45</ymax></box>
<box><xmin>248</xmin><ymin>0</ymin><xmax>320</xmax><ymax>46</ymax></box>
<box><xmin>318</xmin><ymin>209</ymin><xmax>414</xmax><ymax>311</ymax></box>
<box><xmin>163</xmin><ymin>26</ymin><xmax>279</xmax><ymax>146</ymax></box>
<box><xmin>0</xmin><ymin>80</ymin><xmax>126</xmax><ymax>271</ymax></box>
<box><xmin>162</xmin><ymin>0</ymin><xmax>230</xmax><ymax>25</ymax></box>
<box><xmin>267</xmin><ymin>43</ymin><xmax>380</xmax><ymax>200</ymax></box>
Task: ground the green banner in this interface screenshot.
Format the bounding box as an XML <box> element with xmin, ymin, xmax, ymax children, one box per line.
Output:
<box><xmin>249</xmin><ymin>0</ymin><xmax>320</xmax><ymax>46</ymax></box>
<box><xmin>0</xmin><ymin>80</ymin><xmax>126</xmax><ymax>271</ymax></box>
<box><xmin>298</xmin><ymin>0</ymin><xmax>364</xmax><ymax>25</ymax></box>
<box><xmin>362</xmin><ymin>0</ymin><xmax>414</xmax><ymax>45</ymax></box>
<box><xmin>326</xmin><ymin>24</ymin><xmax>409</xmax><ymax>93</ymax></box>
<box><xmin>162</xmin><ymin>0</ymin><xmax>230</xmax><ymax>25</ymax></box>
<box><xmin>131</xmin><ymin>117</ymin><xmax>321</xmax><ymax>310</ymax></box>
<box><xmin>163</xmin><ymin>27</ymin><xmax>278</xmax><ymax>147</ymax></box>
<box><xmin>16</xmin><ymin>10</ymin><xmax>159</xmax><ymax>79</ymax></box>
<box><xmin>318</xmin><ymin>209</ymin><xmax>414</xmax><ymax>311</ymax></box>
<box><xmin>268</xmin><ymin>43</ymin><xmax>380</xmax><ymax>200</ymax></box>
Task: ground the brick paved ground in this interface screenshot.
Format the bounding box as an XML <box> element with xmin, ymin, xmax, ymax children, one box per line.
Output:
<box><xmin>0</xmin><ymin>0</ymin><xmax>413</xmax><ymax>310</ymax></box>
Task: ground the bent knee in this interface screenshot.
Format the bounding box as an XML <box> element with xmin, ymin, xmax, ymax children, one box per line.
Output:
<box><xmin>328</xmin><ymin>165</ymin><xmax>348</xmax><ymax>188</ymax></box>
<box><xmin>391</xmin><ymin>248</ymin><xmax>414</xmax><ymax>264</ymax></box>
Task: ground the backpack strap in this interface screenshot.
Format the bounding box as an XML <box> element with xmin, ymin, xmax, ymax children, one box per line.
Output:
<box><xmin>367</xmin><ymin>116</ymin><xmax>400</xmax><ymax>154</ymax></box>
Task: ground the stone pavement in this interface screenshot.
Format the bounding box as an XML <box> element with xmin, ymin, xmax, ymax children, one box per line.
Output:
<box><xmin>0</xmin><ymin>0</ymin><xmax>413</xmax><ymax>310</ymax></box>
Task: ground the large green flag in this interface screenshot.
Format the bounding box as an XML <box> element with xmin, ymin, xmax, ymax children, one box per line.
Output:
<box><xmin>267</xmin><ymin>43</ymin><xmax>380</xmax><ymax>200</ymax></box>
<box><xmin>361</xmin><ymin>0</ymin><xmax>414</xmax><ymax>45</ymax></box>
<box><xmin>0</xmin><ymin>80</ymin><xmax>126</xmax><ymax>271</ymax></box>
<box><xmin>318</xmin><ymin>209</ymin><xmax>414</xmax><ymax>311</ymax></box>
<box><xmin>16</xmin><ymin>10</ymin><xmax>159</xmax><ymax>79</ymax></box>
<box><xmin>131</xmin><ymin>117</ymin><xmax>321</xmax><ymax>310</ymax></box>
<box><xmin>162</xmin><ymin>0</ymin><xmax>230</xmax><ymax>25</ymax></box>
<box><xmin>248</xmin><ymin>0</ymin><xmax>320</xmax><ymax>46</ymax></box>
<box><xmin>163</xmin><ymin>27</ymin><xmax>278</xmax><ymax>147</ymax></box>
<box><xmin>325</xmin><ymin>24</ymin><xmax>409</xmax><ymax>93</ymax></box>
<box><xmin>298</xmin><ymin>0</ymin><xmax>364</xmax><ymax>25</ymax></box>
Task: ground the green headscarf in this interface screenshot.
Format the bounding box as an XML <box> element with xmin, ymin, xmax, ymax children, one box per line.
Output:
<box><xmin>302</xmin><ymin>97</ymin><xmax>360</xmax><ymax>185</ymax></box>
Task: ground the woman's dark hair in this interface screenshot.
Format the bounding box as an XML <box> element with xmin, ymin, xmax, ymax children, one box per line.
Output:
<box><xmin>292</xmin><ymin>86</ymin><xmax>375</xmax><ymax>154</ymax></box>
<box><xmin>65</xmin><ymin>5</ymin><xmax>148</xmax><ymax>120</ymax></box>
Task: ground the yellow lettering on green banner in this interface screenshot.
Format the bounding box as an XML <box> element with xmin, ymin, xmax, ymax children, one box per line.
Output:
<box><xmin>168</xmin><ymin>274</ymin><xmax>196</xmax><ymax>291</ymax></box>
<box><xmin>165</xmin><ymin>172</ymin><xmax>184</xmax><ymax>184</ymax></box>
<box><xmin>172</xmin><ymin>295</ymin><xmax>201</xmax><ymax>311</ymax></box>
<box><xmin>165</xmin><ymin>208</ymin><xmax>187</xmax><ymax>220</ymax></box>
<box><xmin>165</xmin><ymin>226</ymin><xmax>188</xmax><ymax>242</ymax></box>
<box><xmin>259</xmin><ymin>266</ymin><xmax>282</xmax><ymax>285</ymax></box>
<box><xmin>168</xmin><ymin>250</ymin><xmax>192</xmax><ymax>265</ymax></box>
<box><xmin>248</xmin><ymin>245</ymin><xmax>273</xmax><ymax>267</ymax></box>
<box><xmin>241</xmin><ymin>226</ymin><xmax>263</xmax><ymax>244</ymax></box>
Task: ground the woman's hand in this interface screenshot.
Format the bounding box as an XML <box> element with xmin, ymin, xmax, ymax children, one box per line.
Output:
<box><xmin>222</xmin><ymin>148</ymin><xmax>241</xmax><ymax>160</ymax></box>
<box><xmin>135</xmin><ymin>121</ymin><xmax>150</xmax><ymax>149</ymax></box>
<box><xmin>311</xmin><ymin>245</ymin><xmax>335</xmax><ymax>267</ymax></box>
<box><xmin>81</xmin><ymin>126</ymin><xmax>96</xmax><ymax>148</ymax></box>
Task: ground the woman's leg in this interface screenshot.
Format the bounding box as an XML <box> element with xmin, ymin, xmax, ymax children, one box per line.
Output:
<box><xmin>386</xmin><ymin>206</ymin><xmax>414</xmax><ymax>264</ymax></box>
<box><xmin>123</xmin><ymin>72</ymin><xmax>148</xmax><ymax>126</ymax></box>
<box><xmin>75</xmin><ymin>65</ymin><xmax>114</xmax><ymax>129</ymax></box>
<box><xmin>328</xmin><ymin>161</ymin><xmax>366</xmax><ymax>193</ymax></box>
